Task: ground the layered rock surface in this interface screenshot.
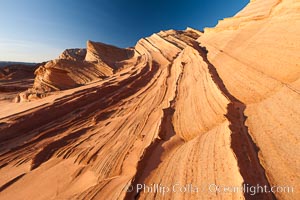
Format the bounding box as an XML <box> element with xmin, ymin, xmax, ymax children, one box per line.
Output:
<box><xmin>16</xmin><ymin>41</ymin><xmax>136</xmax><ymax>102</ymax></box>
<box><xmin>0</xmin><ymin>0</ymin><xmax>299</xmax><ymax>200</ymax></box>
<box><xmin>198</xmin><ymin>0</ymin><xmax>300</xmax><ymax>199</ymax></box>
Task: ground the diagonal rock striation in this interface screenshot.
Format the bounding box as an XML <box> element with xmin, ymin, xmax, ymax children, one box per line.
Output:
<box><xmin>0</xmin><ymin>0</ymin><xmax>299</xmax><ymax>200</ymax></box>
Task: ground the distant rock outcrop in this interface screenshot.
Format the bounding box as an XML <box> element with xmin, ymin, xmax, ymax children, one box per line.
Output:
<box><xmin>16</xmin><ymin>41</ymin><xmax>136</xmax><ymax>102</ymax></box>
<box><xmin>59</xmin><ymin>48</ymin><xmax>87</xmax><ymax>61</ymax></box>
<box><xmin>0</xmin><ymin>64</ymin><xmax>39</xmax><ymax>102</ymax></box>
<box><xmin>85</xmin><ymin>40</ymin><xmax>135</xmax><ymax>67</ymax></box>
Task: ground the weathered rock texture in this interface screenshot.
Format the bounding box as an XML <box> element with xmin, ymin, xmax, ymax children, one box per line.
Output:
<box><xmin>16</xmin><ymin>41</ymin><xmax>136</xmax><ymax>102</ymax></box>
<box><xmin>0</xmin><ymin>0</ymin><xmax>299</xmax><ymax>200</ymax></box>
<box><xmin>198</xmin><ymin>1</ymin><xmax>300</xmax><ymax>199</ymax></box>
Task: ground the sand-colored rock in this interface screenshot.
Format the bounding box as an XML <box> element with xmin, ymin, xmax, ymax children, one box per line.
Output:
<box><xmin>85</xmin><ymin>40</ymin><xmax>135</xmax><ymax>67</ymax></box>
<box><xmin>198</xmin><ymin>0</ymin><xmax>300</xmax><ymax>199</ymax></box>
<box><xmin>16</xmin><ymin>41</ymin><xmax>137</xmax><ymax>102</ymax></box>
<box><xmin>0</xmin><ymin>0</ymin><xmax>299</xmax><ymax>200</ymax></box>
<box><xmin>59</xmin><ymin>48</ymin><xmax>87</xmax><ymax>61</ymax></box>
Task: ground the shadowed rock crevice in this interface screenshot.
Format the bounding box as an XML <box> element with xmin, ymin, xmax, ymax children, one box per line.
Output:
<box><xmin>125</xmin><ymin>56</ymin><xmax>185</xmax><ymax>200</ymax></box>
<box><xmin>197</xmin><ymin>44</ymin><xmax>276</xmax><ymax>200</ymax></box>
<box><xmin>0</xmin><ymin>173</ymin><xmax>25</xmax><ymax>192</ymax></box>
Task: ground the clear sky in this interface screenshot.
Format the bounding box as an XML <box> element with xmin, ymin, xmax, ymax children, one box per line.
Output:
<box><xmin>0</xmin><ymin>0</ymin><xmax>249</xmax><ymax>62</ymax></box>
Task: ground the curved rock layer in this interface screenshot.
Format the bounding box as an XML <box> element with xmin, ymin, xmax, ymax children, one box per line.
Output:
<box><xmin>0</xmin><ymin>1</ymin><xmax>299</xmax><ymax>200</ymax></box>
<box><xmin>17</xmin><ymin>41</ymin><xmax>137</xmax><ymax>102</ymax></box>
<box><xmin>198</xmin><ymin>0</ymin><xmax>300</xmax><ymax>199</ymax></box>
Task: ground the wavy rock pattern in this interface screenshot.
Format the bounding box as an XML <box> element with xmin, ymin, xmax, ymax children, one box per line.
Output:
<box><xmin>16</xmin><ymin>41</ymin><xmax>136</xmax><ymax>102</ymax></box>
<box><xmin>198</xmin><ymin>0</ymin><xmax>300</xmax><ymax>199</ymax></box>
<box><xmin>0</xmin><ymin>0</ymin><xmax>299</xmax><ymax>200</ymax></box>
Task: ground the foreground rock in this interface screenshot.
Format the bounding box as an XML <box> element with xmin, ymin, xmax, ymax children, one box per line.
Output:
<box><xmin>0</xmin><ymin>0</ymin><xmax>299</xmax><ymax>199</ymax></box>
<box><xmin>198</xmin><ymin>0</ymin><xmax>300</xmax><ymax>199</ymax></box>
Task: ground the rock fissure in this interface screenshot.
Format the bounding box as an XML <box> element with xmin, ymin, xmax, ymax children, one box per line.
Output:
<box><xmin>197</xmin><ymin>44</ymin><xmax>276</xmax><ymax>200</ymax></box>
<box><xmin>124</xmin><ymin>55</ymin><xmax>185</xmax><ymax>200</ymax></box>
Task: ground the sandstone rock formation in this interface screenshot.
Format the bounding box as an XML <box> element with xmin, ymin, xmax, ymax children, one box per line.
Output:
<box><xmin>16</xmin><ymin>41</ymin><xmax>136</xmax><ymax>102</ymax></box>
<box><xmin>0</xmin><ymin>0</ymin><xmax>299</xmax><ymax>200</ymax></box>
<box><xmin>198</xmin><ymin>1</ymin><xmax>300</xmax><ymax>199</ymax></box>
<box><xmin>59</xmin><ymin>48</ymin><xmax>87</xmax><ymax>61</ymax></box>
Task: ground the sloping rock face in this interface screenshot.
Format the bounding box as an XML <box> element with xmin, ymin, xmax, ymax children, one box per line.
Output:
<box><xmin>0</xmin><ymin>1</ymin><xmax>299</xmax><ymax>200</ymax></box>
<box><xmin>198</xmin><ymin>0</ymin><xmax>300</xmax><ymax>199</ymax></box>
<box><xmin>86</xmin><ymin>40</ymin><xmax>135</xmax><ymax>68</ymax></box>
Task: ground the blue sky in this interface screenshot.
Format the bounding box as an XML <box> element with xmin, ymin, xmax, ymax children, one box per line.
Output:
<box><xmin>0</xmin><ymin>0</ymin><xmax>249</xmax><ymax>62</ymax></box>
